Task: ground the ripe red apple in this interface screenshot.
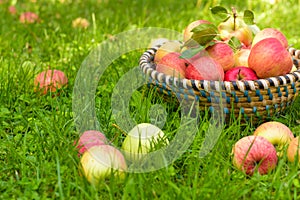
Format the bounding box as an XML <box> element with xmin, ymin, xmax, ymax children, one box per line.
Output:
<box><xmin>206</xmin><ymin>42</ymin><xmax>235</xmax><ymax>71</ymax></box>
<box><xmin>183</xmin><ymin>19</ymin><xmax>211</xmax><ymax>43</ymax></box>
<box><xmin>154</xmin><ymin>40</ymin><xmax>182</xmax><ymax>63</ymax></box>
<box><xmin>34</xmin><ymin>69</ymin><xmax>68</xmax><ymax>95</ymax></box>
<box><xmin>19</xmin><ymin>12</ymin><xmax>40</xmax><ymax>24</ymax></box>
<box><xmin>185</xmin><ymin>52</ymin><xmax>224</xmax><ymax>81</ymax></box>
<box><xmin>234</xmin><ymin>48</ymin><xmax>251</xmax><ymax>67</ymax></box>
<box><xmin>80</xmin><ymin>145</ymin><xmax>127</xmax><ymax>184</ymax></box>
<box><xmin>75</xmin><ymin>130</ymin><xmax>109</xmax><ymax>156</ymax></box>
<box><xmin>156</xmin><ymin>52</ymin><xmax>187</xmax><ymax>78</ymax></box>
<box><xmin>224</xmin><ymin>66</ymin><xmax>258</xmax><ymax>81</ymax></box>
<box><xmin>218</xmin><ymin>17</ymin><xmax>253</xmax><ymax>47</ymax></box>
<box><xmin>248</xmin><ymin>38</ymin><xmax>293</xmax><ymax>78</ymax></box>
<box><xmin>287</xmin><ymin>136</ymin><xmax>300</xmax><ymax>163</ymax></box>
<box><xmin>232</xmin><ymin>135</ymin><xmax>278</xmax><ymax>175</ymax></box>
<box><xmin>252</xmin><ymin>28</ymin><xmax>288</xmax><ymax>49</ymax></box>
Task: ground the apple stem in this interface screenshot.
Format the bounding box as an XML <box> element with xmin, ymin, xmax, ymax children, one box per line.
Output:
<box><xmin>232</xmin><ymin>7</ymin><xmax>237</xmax><ymax>30</ymax></box>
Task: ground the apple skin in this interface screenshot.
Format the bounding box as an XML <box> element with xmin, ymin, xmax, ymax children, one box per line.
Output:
<box><xmin>154</xmin><ymin>40</ymin><xmax>182</xmax><ymax>63</ymax></box>
<box><xmin>75</xmin><ymin>130</ymin><xmax>109</xmax><ymax>156</ymax></box>
<box><xmin>34</xmin><ymin>69</ymin><xmax>68</xmax><ymax>95</ymax></box>
<box><xmin>248</xmin><ymin>38</ymin><xmax>293</xmax><ymax>78</ymax></box>
<box><xmin>218</xmin><ymin>17</ymin><xmax>253</xmax><ymax>47</ymax></box>
<box><xmin>224</xmin><ymin>66</ymin><xmax>258</xmax><ymax>81</ymax></box>
<box><xmin>206</xmin><ymin>42</ymin><xmax>235</xmax><ymax>71</ymax></box>
<box><xmin>232</xmin><ymin>135</ymin><xmax>278</xmax><ymax>175</ymax></box>
<box><xmin>252</xmin><ymin>28</ymin><xmax>288</xmax><ymax>49</ymax></box>
<box><xmin>19</xmin><ymin>12</ymin><xmax>40</xmax><ymax>24</ymax></box>
<box><xmin>185</xmin><ymin>52</ymin><xmax>224</xmax><ymax>81</ymax></box>
<box><xmin>234</xmin><ymin>48</ymin><xmax>251</xmax><ymax>67</ymax></box>
<box><xmin>121</xmin><ymin>123</ymin><xmax>168</xmax><ymax>161</ymax></box>
<box><xmin>183</xmin><ymin>19</ymin><xmax>211</xmax><ymax>43</ymax></box>
<box><xmin>148</xmin><ymin>38</ymin><xmax>169</xmax><ymax>49</ymax></box>
<box><xmin>156</xmin><ymin>52</ymin><xmax>187</xmax><ymax>78</ymax></box>
<box><xmin>287</xmin><ymin>136</ymin><xmax>300</xmax><ymax>163</ymax></box>
<box><xmin>80</xmin><ymin>145</ymin><xmax>127</xmax><ymax>184</ymax></box>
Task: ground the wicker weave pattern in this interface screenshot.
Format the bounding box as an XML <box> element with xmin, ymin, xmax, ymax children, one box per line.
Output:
<box><xmin>139</xmin><ymin>46</ymin><xmax>300</xmax><ymax>122</ymax></box>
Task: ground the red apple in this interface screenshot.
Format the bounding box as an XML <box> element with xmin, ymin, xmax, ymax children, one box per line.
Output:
<box><xmin>248</xmin><ymin>38</ymin><xmax>293</xmax><ymax>78</ymax></box>
<box><xmin>206</xmin><ymin>42</ymin><xmax>235</xmax><ymax>71</ymax></box>
<box><xmin>232</xmin><ymin>135</ymin><xmax>278</xmax><ymax>175</ymax></box>
<box><xmin>185</xmin><ymin>52</ymin><xmax>224</xmax><ymax>81</ymax></box>
<box><xmin>234</xmin><ymin>48</ymin><xmax>251</xmax><ymax>67</ymax></box>
<box><xmin>224</xmin><ymin>66</ymin><xmax>258</xmax><ymax>81</ymax></box>
<box><xmin>183</xmin><ymin>20</ymin><xmax>211</xmax><ymax>43</ymax></box>
<box><xmin>34</xmin><ymin>69</ymin><xmax>68</xmax><ymax>95</ymax></box>
<box><xmin>287</xmin><ymin>136</ymin><xmax>300</xmax><ymax>163</ymax></box>
<box><xmin>252</xmin><ymin>28</ymin><xmax>288</xmax><ymax>49</ymax></box>
<box><xmin>75</xmin><ymin>130</ymin><xmax>109</xmax><ymax>156</ymax></box>
<box><xmin>19</xmin><ymin>12</ymin><xmax>40</xmax><ymax>24</ymax></box>
<box><xmin>154</xmin><ymin>40</ymin><xmax>182</xmax><ymax>63</ymax></box>
<box><xmin>156</xmin><ymin>52</ymin><xmax>187</xmax><ymax>78</ymax></box>
<box><xmin>80</xmin><ymin>145</ymin><xmax>127</xmax><ymax>184</ymax></box>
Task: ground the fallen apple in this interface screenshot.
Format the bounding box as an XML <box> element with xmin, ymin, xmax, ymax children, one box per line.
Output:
<box><xmin>80</xmin><ymin>145</ymin><xmax>127</xmax><ymax>184</ymax></box>
<box><xmin>121</xmin><ymin>123</ymin><xmax>168</xmax><ymax>161</ymax></box>
<box><xmin>248</xmin><ymin>38</ymin><xmax>293</xmax><ymax>78</ymax></box>
<box><xmin>234</xmin><ymin>48</ymin><xmax>251</xmax><ymax>67</ymax></box>
<box><xmin>253</xmin><ymin>121</ymin><xmax>294</xmax><ymax>155</ymax></box>
<box><xmin>224</xmin><ymin>66</ymin><xmax>258</xmax><ymax>81</ymax></box>
<box><xmin>287</xmin><ymin>136</ymin><xmax>300</xmax><ymax>163</ymax></box>
<box><xmin>156</xmin><ymin>52</ymin><xmax>187</xmax><ymax>78</ymax></box>
<box><xmin>34</xmin><ymin>69</ymin><xmax>68</xmax><ymax>95</ymax></box>
<box><xmin>75</xmin><ymin>130</ymin><xmax>109</xmax><ymax>156</ymax></box>
<box><xmin>252</xmin><ymin>28</ymin><xmax>288</xmax><ymax>49</ymax></box>
<box><xmin>185</xmin><ymin>52</ymin><xmax>224</xmax><ymax>81</ymax></box>
<box><xmin>206</xmin><ymin>42</ymin><xmax>235</xmax><ymax>71</ymax></box>
<box><xmin>19</xmin><ymin>12</ymin><xmax>40</xmax><ymax>24</ymax></box>
<box><xmin>232</xmin><ymin>135</ymin><xmax>278</xmax><ymax>175</ymax></box>
<box><xmin>154</xmin><ymin>40</ymin><xmax>182</xmax><ymax>63</ymax></box>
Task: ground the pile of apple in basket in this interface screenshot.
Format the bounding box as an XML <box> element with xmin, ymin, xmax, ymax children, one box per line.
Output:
<box><xmin>152</xmin><ymin>6</ymin><xmax>297</xmax><ymax>82</ymax></box>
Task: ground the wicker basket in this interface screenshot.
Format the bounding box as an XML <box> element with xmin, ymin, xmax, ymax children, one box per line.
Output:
<box><xmin>139</xmin><ymin>44</ymin><xmax>300</xmax><ymax>123</ymax></box>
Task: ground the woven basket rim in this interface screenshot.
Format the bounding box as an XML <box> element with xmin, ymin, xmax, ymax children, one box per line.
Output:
<box><xmin>139</xmin><ymin>44</ymin><xmax>300</xmax><ymax>93</ymax></box>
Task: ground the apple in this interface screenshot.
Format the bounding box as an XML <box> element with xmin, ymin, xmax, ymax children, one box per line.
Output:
<box><xmin>80</xmin><ymin>145</ymin><xmax>127</xmax><ymax>184</ymax></box>
<box><xmin>156</xmin><ymin>52</ymin><xmax>187</xmax><ymax>78</ymax></box>
<box><xmin>290</xmin><ymin>65</ymin><xmax>298</xmax><ymax>73</ymax></box>
<box><xmin>154</xmin><ymin>40</ymin><xmax>182</xmax><ymax>63</ymax></box>
<box><xmin>287</xmin><ymin>136</ymin><xmax>300</xmax><ymax>163</ymax></box>
<box><xmin>224</xmin><ymin>66</ymin><xmax>258</xmax><ymax>81</ymax></box>
<box><xmin>248</xmin><ymin>38</ymin><xmax>293</xmax><ymax>78</ymax></box>
<box><xmin>34</xmin><ymin>69</ymin><xmax>68</xmax><ymax>95</ymax></box>
<box><xmin>75</xmin><ymin>130</ymin><xmax>109</xmax><ymax>156</ymax></box>
<box><xmin>185</xmin><ymin>52</ymin><xmax>224</xmax><ymax>81</ymax></box>
<box><xmin>206</xmin><ymin>42</ymin><xmax>235</xmax><ymax>71</ymax></box>
<box><xmin>252</xmin><ymin>28</ymin><xmax>288</xmax><ymax>49</ymax></box>
<box><xmin>232</xmin><ymin>135</ymin><xmax>278</xmax><ymax>175</ymax></box>
<box><xmin>234</xmin><ymin>48</ymin><xmax>251</xmax><ymax>67</ymax></box>
<box><xmin>19</xmin><ymin>12</ymin><xmax>40</xmax><ymax>24</ymax></box>
<box><xmin>183</xmin><ymin>20</ymin><xmax>211</xmax><ymax>43</ymax></box>
<box><xmin>72</xmin><ymin>17</ymin><xmax>90</xmax><ymax>29</ymax></box>
<box><xmin>148</xmin><ymin>38</ymin><xmax>169</xmax><ymax>48</ymax></box>
<box><xmin>121</xmin><ymin>123</ymin><xmax>168</xmax><ymax>161</ymax></box>
<box><xmin>218</xmin><ymin>17</ymin><xmax>253</xmax><ymax>47</ymax></box>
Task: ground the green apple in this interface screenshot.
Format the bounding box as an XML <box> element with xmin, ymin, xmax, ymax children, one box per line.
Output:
<box><xmin>121</xmin><ymin>123</ymin><xmax>169</xmax><ymax>161</ymax></box>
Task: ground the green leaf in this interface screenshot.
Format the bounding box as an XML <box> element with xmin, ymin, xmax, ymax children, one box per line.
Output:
<box><xmin>228</xmin><ymin>36</ymin><xmax>242</xmax><ymax>52</ymax></box>
<box><xmin>190</xmin><ymin>23</ymin><xmax>218</xmax><ymax>46</ymax></box>
<box><xmin>180</xmin><ymin>46</ymin><xmax>205</xmax><ymax>59</ymax></box>
<box><xmin>210</xmin><ymin>6</ymin><xmax>229</xmax><ymax>21</ymax></box>
<box><xmin>243</xmin><ymin>10</ymin><xmax>255</xmax><ymax>25</ymax></box>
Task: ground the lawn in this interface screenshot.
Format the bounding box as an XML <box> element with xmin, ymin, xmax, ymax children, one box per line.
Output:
<box><xmin>1</xmin><ymin>0</ymin><xmax>300</xmax><ymax>199</ymax></box>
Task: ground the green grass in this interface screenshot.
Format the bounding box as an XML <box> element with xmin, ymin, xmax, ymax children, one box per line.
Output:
<box><xmin>1</xmin><ymin>0</ymin><xmax>300</xmax><ymax>199</ymax></box>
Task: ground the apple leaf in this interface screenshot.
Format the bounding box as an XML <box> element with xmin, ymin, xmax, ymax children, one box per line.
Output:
<box><xmin>180</xmin><ymin>46</ymin><xmax>204</xmax><ymax>59</ymax></box>
<box><xmin>189</xmin><ymin>23</ymin><xmax>218</xmax><ymax>46</ymax></box>
<box><xmin>228</xmin><ymin>36</ymin><xmax>242</xmax><ymax>52</ymax></box>
<box><xmin>243</xmin><ymin>10</ymin><xmax>255</xmax><ymax>25</ymax></box>
<box><xmin>210</xmin><ymin>6</ymin><xmax>229</xmax><ymax>21</ymax></box>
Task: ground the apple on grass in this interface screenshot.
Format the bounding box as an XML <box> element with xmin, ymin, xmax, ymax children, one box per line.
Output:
<box><xmin>248</xmin><ymin>38</ymin><xmax>293</xmax><ymax>78</ymax></box>
<box><xmin>156</xmin><ymin>52</ymin><xmax>187</xmax><ymax>78</ymax></box>
<box><xmin>287</xmin><ymin>136</ymin><xmax>300</xmax><ymax>163</ymax></box>
<box><xmin>80</xmin><ymin>145</ymin><xmax>127</xmax><ymax>184</ymax></box>
<box><xmin>252</xmin><ymin>28</ymin><xmax>288</xmax><ymax>49</ymax></box>
<box><xmin>34</xmin><ymin>69</ymin><xmax>68</xmax><ymax>95</ymax></box>
<box><xmin>185</xmin><ymin>52</ymin><xmax>224</xmax><ymax>81</ymax></box>
<box><xmin>121</xmin><ymin>123</ymin><xmax>169</xmax><ymax>161</ymax></box>
<box><xmin>224</xmin><ymin>66</ymin><xmax>258</xmax><ymax>81</ymax></box>
<box><xmin>232</xmin><ymin>135</ymin><xmax>278</xmax><ymax>175</ymax></box>
<box><xmin>75</xmin><ymin>130</ymin><xmax>109</xmax><ymax>156</ymax></box>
